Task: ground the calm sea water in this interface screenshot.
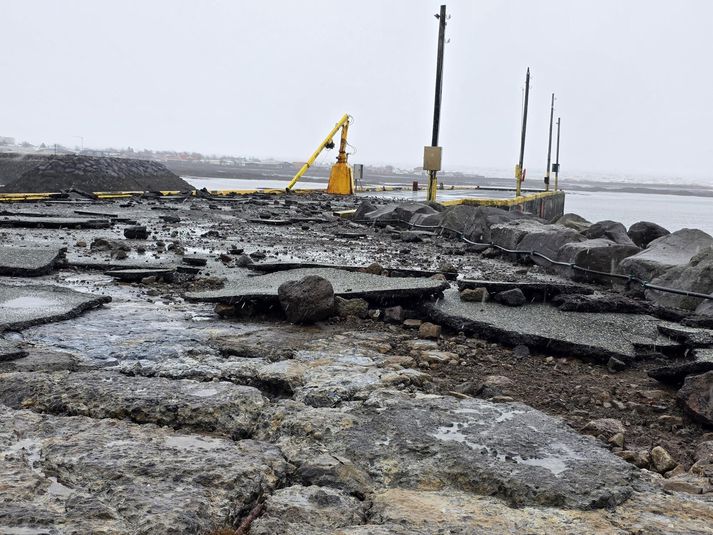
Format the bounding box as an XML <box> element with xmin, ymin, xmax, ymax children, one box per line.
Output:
<box><xmin>184</xmin><ymin>177</ymin><xmax>713</xmax><ymax>236</ymax></box>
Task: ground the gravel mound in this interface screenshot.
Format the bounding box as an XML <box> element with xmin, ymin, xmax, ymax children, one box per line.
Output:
<box><xmin>1</xmin><ymin>154</ymin><xmax>193</xmax><ymax>193</ymax></box>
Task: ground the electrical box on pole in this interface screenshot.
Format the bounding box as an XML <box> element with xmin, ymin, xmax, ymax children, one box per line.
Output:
<box><xmin>423</xmin><ymin>146</ymin><xmax>442</xmax><ymax>171</ymax></box>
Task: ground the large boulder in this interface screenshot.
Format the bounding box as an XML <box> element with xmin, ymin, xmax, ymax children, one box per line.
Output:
<box><xmin>491</xmin><ymin>220</ymin><xmax>583</xmax><ymax>265</ymax></box>
<box><xmin>697</xmin><ymin>299</ymin><xmax>713</xmax><ymax>317</ymax></box>
<box><xmin>617</xmin><ymin>228</ymin><xmax>713</xmax><ymax>282</ymax></box>
<box><xmin>444</xmin><ymin>205</ymin><xmax>538</xmax><ymax>243</ymax></box>
<box><xmin>628</xmin><ymin>221</ymin><xmax>670</xmax><ymax>248</ymax></box>
<box><xmin>558</xmin><ymin>239</ymin><xmax>641</xmax><ymax>282</ymax></box>
<box><xmin>583</xmin><ymin>220</ymin><xmax>636</xmax><ymax>246</ymax></box>
<box><xmin>278</xmin><ymin>275</ymin><xmax>335</xmax><ymax>324</ymax></box>
<box><xmin>678</xmin><ymin>371</ymin><xmax>713</xmax><ymax>426</ymax></box>
<box><xmin>352</xmin><ymin>202</ymin><xmax>440</xmax><ymax>228</ymax></box>
<box><xmin>556</xmin><ymin>213</ymin><xmax>592</xmax><ymax>233</ymax></box>
<box><xmin>645</xmin><ymin>248</ymin><xmax>713</xmax><ymax>311</ymax></box>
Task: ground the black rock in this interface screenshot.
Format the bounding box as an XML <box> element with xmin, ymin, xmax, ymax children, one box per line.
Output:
<box><xmin>627</xmin><ymin>221</ymin><xmax>670</xmax><ymax>248</ymax></box>
<box><xmin>278</xmin><ymin>275</ymin><xmax>335</xmax><ymax>324</ymax></box>
<box><xmin>124</xmin><ymin>226</ymin><xmax>150</xmax><ymax>240</ymax></box>
<box><xmin>494</xmin><ymin>288</ymin><xmax>527</xmax><ymax>307</ymax></box>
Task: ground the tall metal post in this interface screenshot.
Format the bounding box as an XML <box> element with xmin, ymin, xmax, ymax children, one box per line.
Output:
<box><xmin>516</xmin><ymin>68</ymin><xmax>530</xmax><ymax>197</ymax></box>
<box><xmin>554</xmin><ymin>117</ymin><xmax>561</xmax><ymax>191</ymax></box>
<box><xmin>427</xmin><ymin>4</ymin><xmax>447</xmax><ymax>202</ymax></box>
<box><xmin>544</xmin><ymin>93</ymin><xmax>555</xmax><ymax>192</ymax></box>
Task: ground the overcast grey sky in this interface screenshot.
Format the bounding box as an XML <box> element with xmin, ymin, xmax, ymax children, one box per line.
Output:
<box><xmin>1</xmin><ymin>0</ymin><xmax>711</xmax><ymax>181</ymax></box>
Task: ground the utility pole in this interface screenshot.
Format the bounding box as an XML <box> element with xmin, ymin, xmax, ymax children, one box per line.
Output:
<box><xmin>544</xmin><ymin>93</ymin><xmax>555</xmax><ymax>191</ymax></box>
<box><xmin>554</xmin><ymin>117</ymin><xmax>561</xmax><ymax>191</ymax></box>
<box><xmin>426</xmin><ymin>4</ymin><xmax>447</xmax><ymax>202</ymax></box>
<box><xmin>516</xmin><ymin>68</ymin><xmax>530</xmax><ymax>197</ymax></box>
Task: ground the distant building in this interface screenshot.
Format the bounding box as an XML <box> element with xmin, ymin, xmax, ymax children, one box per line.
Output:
<box><xmin>0</xmin><ymin>136</ymin><xmax>15</xmax><ymax>146</ymax></box>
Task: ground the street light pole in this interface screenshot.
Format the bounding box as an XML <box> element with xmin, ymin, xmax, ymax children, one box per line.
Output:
<box><xmin>427</xmin><ymin>4</ymin><xmax>447</xmax><ymax>202</ymax></box>
<box><xmin>554</xmin><ymin>117</ymin><xmax>561</xmax><ymax>191</ymax></box>
<box><xmin>544</xmin><ymin>93</ymin><xmax>555</xmax><ymax>191</ymax></box>
<box><xmin>516</xmin><ymin>68</ymin><xmax>530</xmax><ymax>197</ymax></box>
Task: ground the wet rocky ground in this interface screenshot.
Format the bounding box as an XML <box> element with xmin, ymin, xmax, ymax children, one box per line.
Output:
<box><xmin>2</xmin><ymin>193</ymin><xmax>713</xmax><ymax>533</ymax></box>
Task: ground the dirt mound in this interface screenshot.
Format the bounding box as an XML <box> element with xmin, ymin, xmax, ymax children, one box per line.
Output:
<box><xmin>1</xmin><ymin>155</ymin><xmax>193</xmax><ymax>193</ymax></box>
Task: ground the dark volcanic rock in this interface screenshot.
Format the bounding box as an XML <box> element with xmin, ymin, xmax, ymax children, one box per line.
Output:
<box><xmin>123</xmin><ymin>225</ymin><xmax>150</xmax><ymax>240</ymax></box>
<box><xmin>2</xmin><ymin>154</ymin><xmax>193</xmax><ymax>193</ymax></box>
<box><xmin>678</xmin><ymin>371</ymin><xmax>713</xmax><ymax>426</ymax></box>
<box><xmin>493</xmin><ymin>288</ymin><xmax>526</xmax><ymax>307</ymax></box>
<box><xmin>278</xmin><ymin>275</ymin><xmax>335</xmax><ymax>324</ymax></box>
<box><xmin>628</xmin><ymin>221</ymin><xmax>670</xmax><ymax>248</ymax></box>
<box><xmin>583</xmin><ymin>220</ymin><xmax>636</xmax><ymax>246</ymax></box>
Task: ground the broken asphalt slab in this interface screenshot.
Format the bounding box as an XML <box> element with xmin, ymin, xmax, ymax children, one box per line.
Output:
<box><xmin>185</xmin><ymin>268</ymin><xmax>449</xmax><ymax>306</ymax></box>
<box><xmin>249</xmin><ymin>262</ymin><xmax>458</xmax><ymax>280</ymax></box>
<box><xmin>0</xmin><ymin>246</ymin><xmax>66</xmax><ymax>277</ymax></box>
<box><xmin>458</xmin><ymin>279</ymin><xmax>593</xmax><ymax>301</ymax></box>
<box><xmin>425</xmin><ymin>289</ymin><xmax>680</xmax><ymax>361</ymax></box>
<box><xmin>649</xmin><ymin>348</ymin><xmax>713</xmax><ymax>386</ymax></box>
<box><xmin>0</xmin><ymin>215</ymin><xmax>113</xmax><ymax>229</ymax></box>
<box><xmin>0</xmin><ymin>284</ymin><xmax>111</xmax><ymax>331</ymax></box>
<box><xmin>105</xmin><ymin>268</ymin><xmax>176</xmax><ymax>282</ymax></box>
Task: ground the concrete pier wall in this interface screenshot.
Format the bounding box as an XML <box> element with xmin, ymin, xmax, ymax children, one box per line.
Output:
<box><xmin>445</xmin><ymin>191</ymin><xmax>566</xmax><ymax>221</ymax></box>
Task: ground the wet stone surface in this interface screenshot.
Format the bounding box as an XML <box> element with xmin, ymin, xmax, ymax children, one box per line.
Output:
<box><xmin>0</xmin><ymin>405</ymin><xmax>288</xmax><ymax>534</ymax></box>
<box><xmin>0</xmin><ymin>371</ymin><xmax>268</xmax><ymax>439</ymax></box>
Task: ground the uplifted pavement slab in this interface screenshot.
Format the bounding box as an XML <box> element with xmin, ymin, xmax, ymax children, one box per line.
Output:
<box><xmin>0</xmin><ymin>214</ymin><xmax>112</xmax><ymax>229</ymax></box>
<box><xmin>0</xmin><ymin>246</ymin><xmax>66</xmax><ymax>277</ymax></box>
<box><xmin>249</xmin><ymin>262</ymin><xmax>459</xmax><ymax>280</ymax></box>
<box><xmin>185</xmin><ymin>267</ymin><xmax>449</xmax><ymax>306</ymax></box>
<box><xmin>657</xmin><ymin>323</ymin><xmax>713</xmax><ymax>348</ymax></box>
<box><xmin>256</xmin><ymin>391</ymin><xmax>638</xmax><ymax>509</ymax></box>
<box><xmin>426</xmin><ymin>289</ymin><xmax>679</xmax><ymax>361</ymax></box>
<box><xmin>0</xmin><ymin>405</ymin><xmax>288</xmax><ymax>534</ymax></box>
<box><xmin>458</xmin><ymin>278</ymin><xmax>593</xmax><ymax>301</ymax></box>
<box><xmin>0</xmin><ymin>371</ymin><xmax>268</xmax><ymax>439</ymax></box>
<box><xmin>105</xmin><ymin>267</ymin><xmax>176</xmax><ymax>282</ymax></box>
<box><xmin>0</xmin><ymin>284</ymin><xmax>111</xmax><ymax>331</ymax></box>
<box><xmin>649</xmin><ymin>348</ymin><xmax>713</xmax><ymax>386</ymax></box>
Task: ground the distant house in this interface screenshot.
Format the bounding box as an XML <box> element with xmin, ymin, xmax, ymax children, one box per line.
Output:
<box><xmin>0</xmin><ymin>136</ymin><xmax>15</xmax><ymax>146</ymax></box>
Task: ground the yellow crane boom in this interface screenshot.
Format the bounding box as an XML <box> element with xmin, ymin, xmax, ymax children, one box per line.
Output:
<box><xmin>286</xmin><ymin>113</ymin><xmax>353</xmax><ymax>194</ymax></box>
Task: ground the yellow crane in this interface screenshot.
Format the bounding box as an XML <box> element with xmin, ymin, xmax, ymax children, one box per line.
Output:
<box><xmin>286</xmin><ymin>114</ymin><xmax>354</xmax><ymax>195</ymax></box>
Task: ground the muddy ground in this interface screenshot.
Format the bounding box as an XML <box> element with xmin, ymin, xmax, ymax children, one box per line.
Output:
<box><xmin>2</xmin><ymin>192</ymin><xmax>713</xmax><ymax>533</ymax></box>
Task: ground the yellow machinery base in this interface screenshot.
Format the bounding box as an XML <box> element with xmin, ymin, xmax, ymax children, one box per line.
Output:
<box><xmin>326</xmin><ymin>163</ymin><xmax>354</xmax><ymax>195</ymax></box>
